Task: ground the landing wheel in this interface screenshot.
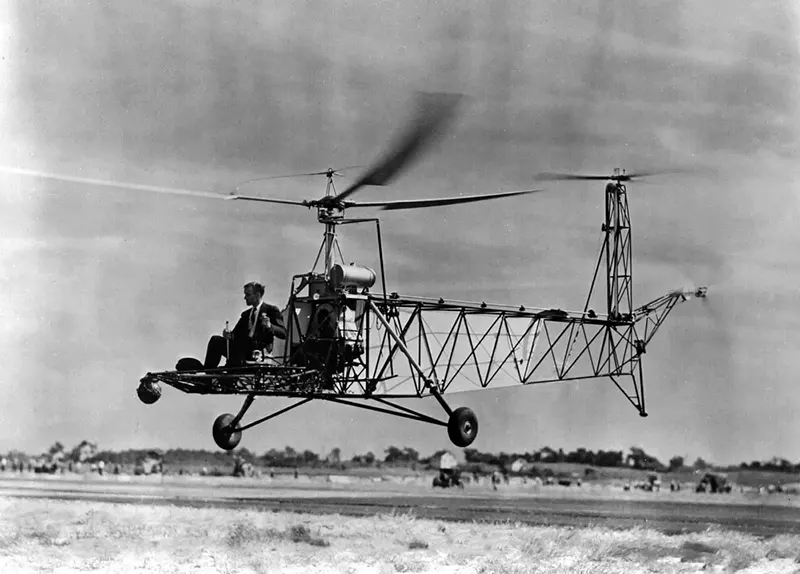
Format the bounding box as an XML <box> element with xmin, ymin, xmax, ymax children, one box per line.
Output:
<box><xmin>447</xmin><ymin>407</ymin><xmax>478</xmax><ymax>448</ymax></box>
<box><xmin>212</xmin><ymin>413</ymin><xmax>242</xmax><ymax>451</ymax></box>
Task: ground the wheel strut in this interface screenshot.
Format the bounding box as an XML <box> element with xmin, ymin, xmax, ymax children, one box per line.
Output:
<box><xmin>426</xmin><ymin>379</ymin><xmax>478</xmax><ymax>448</ymax></box>
<box><xmin>230</xmin><ymin>394</ymin><xmax>256</xmax><ymax>429</ymax></box>
<box><xmin>211</xmin><ymin>394</ymin><xmax>255</xmax><ymax>451</ymax></box>
<box><xmin>425</xmin><ymin>379</ymin><xmax>453</xmax><ymax>416</ymax></box>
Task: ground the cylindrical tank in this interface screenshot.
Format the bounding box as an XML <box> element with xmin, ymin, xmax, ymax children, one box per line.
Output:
<box><xmin>330</xmin><ymin>263</ymin><xmax>376</xmax><ymax>289</ymax></box>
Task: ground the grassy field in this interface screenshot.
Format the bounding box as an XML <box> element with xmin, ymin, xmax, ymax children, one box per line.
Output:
<box><xmin>1</xmin><ymin>497</ymin><xmax>799</xmax><ymax>573</ymax></box>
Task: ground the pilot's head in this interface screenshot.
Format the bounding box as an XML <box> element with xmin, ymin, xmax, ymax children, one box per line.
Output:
<box><xmin>243</xmin><ymin>282</ymin><xmax>265</xmax><ymax>307</ymax></box>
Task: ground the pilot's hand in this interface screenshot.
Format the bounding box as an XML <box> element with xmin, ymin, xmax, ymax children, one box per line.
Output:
<box><xmin>223</xmin><ymin>328</ymin><xmax>233</xmax><ymax>340</ymax></box>
<box><xmin>260</xmin><ymin>313</ymin><xmax>272</xmax><ymax>331</ymax></box>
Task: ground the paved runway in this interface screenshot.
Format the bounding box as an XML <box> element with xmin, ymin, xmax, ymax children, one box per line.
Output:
<box><xmin>2</xmin><ymin>476</ymin><xmax>798</xmax><ymax>537</ymax></box>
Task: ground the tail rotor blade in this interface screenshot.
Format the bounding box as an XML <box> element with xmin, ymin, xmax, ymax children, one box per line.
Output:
<box><xmin>646</xmin><ymin>238</ymin><xmax>732</xmax><ymax>339</ymax></box>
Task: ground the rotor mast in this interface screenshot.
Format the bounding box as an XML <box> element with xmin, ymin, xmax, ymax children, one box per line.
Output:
<box><xmin>322</xmin><ymin>169</ymin><xmax>337</xmax><ymax>278</ymax></box>
<box><xmin>604</xmin><ymin>168</ymin><xmax>633</xmax><ymax>320</ymax></box>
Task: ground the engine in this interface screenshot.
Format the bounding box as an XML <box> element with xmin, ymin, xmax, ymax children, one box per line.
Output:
<box><xmin>276</xmin><ymin>265</ymin><xmax>372</xmax><ymax>378</ymax></box>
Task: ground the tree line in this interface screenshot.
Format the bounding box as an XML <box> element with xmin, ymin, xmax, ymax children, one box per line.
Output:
<box><xmin>5</xmin><ymin>441</ymin><xmax>800</xmax><ymax>474</ymax></box>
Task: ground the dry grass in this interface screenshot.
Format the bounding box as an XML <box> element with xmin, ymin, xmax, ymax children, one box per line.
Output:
<box><xmin>1</xmin><ymin>497</ymin><xmax>799</xmax><ymax>573</ymax></box>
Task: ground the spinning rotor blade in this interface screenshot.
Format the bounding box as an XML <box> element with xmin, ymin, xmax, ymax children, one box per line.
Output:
<box><xmin>0</xmin><ymin>165</ymin><xmax>228</xmax><ymax>200</ymax></box>
<box><xmin>349</xmin><ymin>188</ymin><xmax>543</xmax><ymax>211</ymax></box>
<box><xmin>226</xmin><ymin>194</ymin><xmax>309</xmax><ymax>207</ymax></box>
<box><xmin>233</xmin><ymin>165</ymin><xmax>363</xmax><ymax>190</ymax></box>
<box><xmin>266</xmin><ymin>165</ymin><xmax>363</xmax><ymax>178</ymax></box>
<box><xmin>644</xmin><ymin>238</ymin><xmax>732</xmax><ymax>341</ymax></box>
<box><xmin>334</xmin><ymin>91</ymin><xmax>463</xmax><ymax>203</ymax></box>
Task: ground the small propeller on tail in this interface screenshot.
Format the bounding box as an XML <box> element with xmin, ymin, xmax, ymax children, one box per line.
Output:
<box><xmin>648</xmin><ymin>239</ymin><xmax>732</xmax><ymax>345</ymax></box>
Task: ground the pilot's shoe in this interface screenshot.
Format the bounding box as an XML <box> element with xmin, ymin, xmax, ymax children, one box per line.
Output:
<box><xmin>175</xmin><ymin>357</ymin><xmax>204</xmax><ymax>372</ymax></box>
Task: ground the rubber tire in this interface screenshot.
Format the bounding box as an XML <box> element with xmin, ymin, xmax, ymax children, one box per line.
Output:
<box><xmin>447</xmin><ymin>406</ymin><xmax>478</xmax><ymax>448</ymax></box>
<box><xmin>212</xmin><ymin>413</ymin><xmax>242</xmax><ymax>451</ymax></box>
<box><xmin>137</xmin><ymin>381</ymin><xmax>161</xmax><ymax>405</ymax></box>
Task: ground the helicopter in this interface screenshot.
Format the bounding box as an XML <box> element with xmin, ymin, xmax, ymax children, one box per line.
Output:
<box><xmin>130</xmin><ymin>91</ymin><xmax>711</xmax><ymax>452</ymax></box>
<box><xmin>0</xmin><ymin>90</ymin><xmax>707</xmax><ymax>452</ymax></box>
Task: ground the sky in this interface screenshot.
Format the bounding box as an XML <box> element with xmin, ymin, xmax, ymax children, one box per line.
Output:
<box><xmin>1</xmin><ymin>0</ymin><xmax>799</xmax><ymax>466</ymax></box>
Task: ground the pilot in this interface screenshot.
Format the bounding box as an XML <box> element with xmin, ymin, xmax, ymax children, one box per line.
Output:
<box><xmin>198</xmin><ymin>281</ymin><xmax>287</xmax><ymax>369</ymax></box>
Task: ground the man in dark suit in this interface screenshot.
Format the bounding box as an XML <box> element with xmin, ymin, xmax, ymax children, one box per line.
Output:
<box><xmin>202</xmin><ymin>281</ymin><xmax>287</xmax><ymax>369</ymax></box>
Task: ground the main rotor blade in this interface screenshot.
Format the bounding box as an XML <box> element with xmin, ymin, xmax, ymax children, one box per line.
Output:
<box><xmin>269</xmin><ymin>165</ymin><xmax>363</xmax><ymax>179</ymax></box>
<box><xmin>348</xmin><ymin>189</ymin><xmax>543</xmax><ymax>211</ymax></box>
<box><xmin>333</xmin><ymin>91</ymin><xmax>463</xmax><ymax>203</ymax></box>
<box><xmin>234</xmin><ymin>164</ymin><xmax>364</xmax><ymax>190</ymax></box>
<box><xmin>0</xmin><ymin>165</ymin><xmax>228</xmax><ymax>200</ymax></box>
<box><xmin>227</xmin><ymin>194</ymin><xmax>309</xmax><ymax>207</ymax></box>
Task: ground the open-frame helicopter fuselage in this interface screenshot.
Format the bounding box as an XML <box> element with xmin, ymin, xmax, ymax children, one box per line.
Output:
<box><xmin>136</xmin><ymin>155</ymin><xmax>708</xmax><ymax>452</ymax></box>
<box><xmin>0</xmin><ymin>90</ymin><xmax>709</xmax><ymax>452</ymax></box>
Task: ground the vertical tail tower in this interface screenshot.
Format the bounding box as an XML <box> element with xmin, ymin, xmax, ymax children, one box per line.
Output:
<box><xmin>604</xmin><ymin>168</ymin><xmax>633</xmax><ymax>321</ymax></box>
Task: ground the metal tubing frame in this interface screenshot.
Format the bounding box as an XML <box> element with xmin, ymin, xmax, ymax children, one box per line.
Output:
<box><xmin>235</xmin><ymin>398</ymin><xmax>314</xmax><ymax>432</ymax></box>
<box><xmin>224</xmin><ymin>395</ymin><xmax>448</xmax><ymax>435</ymax></box>
<box><xmin>603</xmin><ymin>181</ymin><xmax>633</xmax><ymax>320</ymax></box>
<box><xmin>142</xmin><ymin>177</ymin><xmax>704</xmax><ymax>425</ymax></box>
<box><xmin>144</xmin><ymin>286</ymin><xmax>692</xmax><ymax>418</ymax></box>
<box><xmin>318</xmin><ymin>396</ymin><xmax>447</xmax><ymax>426</ymax></box>
<box><xmin>337</xmin><ymin>217</ymin><xmax>389</xmax><ymax>307</ymax></box>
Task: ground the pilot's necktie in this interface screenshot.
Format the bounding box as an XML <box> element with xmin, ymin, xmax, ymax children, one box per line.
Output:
<box><xmin>248</xmin><ymin>306</ymin><xmax>257</xmax><ymax>338</ymax></box>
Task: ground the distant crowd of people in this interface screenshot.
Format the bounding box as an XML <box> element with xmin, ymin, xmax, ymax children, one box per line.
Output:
<box><xmin>0</xmin><ymin>457</ymin><xmax>119</xmax><ymax>475</ymax></box>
